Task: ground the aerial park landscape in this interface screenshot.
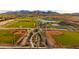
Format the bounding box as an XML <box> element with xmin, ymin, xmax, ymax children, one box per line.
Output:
<box><xmin>0</xmin><ymin>10</ymin><xmax>79</xmax><ymax>48</ymax></box>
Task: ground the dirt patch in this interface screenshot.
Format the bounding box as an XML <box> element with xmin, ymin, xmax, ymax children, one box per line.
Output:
<box><xmin>47</xmin><ymin>30</ymin><xmax>63</xmax><ymax>36</ymax></box>
<box><xmin>0</xmin><ymin>43</ymin><xmax>13</xmax><ymax>46</ymax></box>
<box><xmin>12</xmin><ymin>29</ymin><xmax>27</xmax><ymax>36</ymax></box>
<box><xmin>46</xmin><ymin>30</ymin><xmax>63</xmax><ymax>48</ymax></box>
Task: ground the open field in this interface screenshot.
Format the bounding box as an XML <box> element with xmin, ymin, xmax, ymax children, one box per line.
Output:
<box><xmin>46</xmin><ymin>30</ymin><xmax>79</xmax><ymax>48</ymax></box>
<box><xmin>52</xmin><ymin>31</ymin><xmax>79</xmax><ymax>48</ymax></box>
<box><xmin>3</xmin><ymin>21</ymin><xmax>36</xmax><ymax>28</ymax></box>
<box><xmin>0</xmin><ymin>18</ymin><xmax>37</xmax><ymax>28</ymax></box>
<box><xmin>0</xmin><ymin>30</ymin><xmax>26</xmax><ymax>46</ymax></box>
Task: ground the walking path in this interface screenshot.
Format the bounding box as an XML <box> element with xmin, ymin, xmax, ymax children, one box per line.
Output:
<box><xmin>0</xmin><ymin>19</ymin><xmax>14</xmax><ymax>25</ymax></box>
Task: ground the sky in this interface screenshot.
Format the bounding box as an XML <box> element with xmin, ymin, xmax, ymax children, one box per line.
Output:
<box><xmin>0</xmin><ymin>0</ymin><xmax>79</xmax><ymax>13</ymax></box>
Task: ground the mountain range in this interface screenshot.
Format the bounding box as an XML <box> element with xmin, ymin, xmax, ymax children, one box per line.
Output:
<box><xmin>0</xmin><ymin>10</ymin><xmax>79</xmax><ymax>16</ymax></box>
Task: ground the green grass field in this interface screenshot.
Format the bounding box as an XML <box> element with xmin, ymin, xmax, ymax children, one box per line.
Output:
<box><xmin>1</xmin><ymin>18</ymin><xmax>37</xmax><ymax>28</ymax></box>
<box><xmin>54</xmin><ymin>31</ymin><xmax>79</xmax><ymax>47</ymax></box>
<box><xmin>14</xmin><ymin>18</ymin><xmax>35</xmax><ymax>21</ymax></box>
<box><xmin>0</xmin><ymin>30</ymin><xmax>21</xmax><ymax>45</ymax></box>
<box><xmin>4</xmin><ymin>21</ymin><xmax>36</xmax><ymax>28</ymax></box>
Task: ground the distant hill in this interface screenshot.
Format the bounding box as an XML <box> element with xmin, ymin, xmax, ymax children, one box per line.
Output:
<box><xmin>4</xmin><ymin>10</ymin><xmax>79</xmax><ymax>16</ymax></box>
<box><xmin>63</xmin><ymin>13</ymin><xmax>79</xmax><ymax>16</ymax></box>
<box><xmin>5</xmin><ymin>10</ymin><xmax>60</xmax><ymax>16</ymax></box>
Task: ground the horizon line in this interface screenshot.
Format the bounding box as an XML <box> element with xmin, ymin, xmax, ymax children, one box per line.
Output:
<box><xmin>0</xmin><ymin>10</ymin><xmax>79</xmax><ymax>14</ymax></box>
